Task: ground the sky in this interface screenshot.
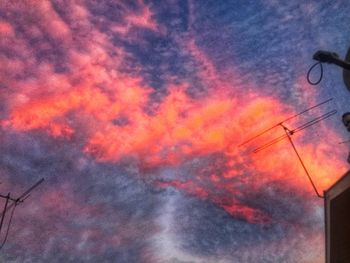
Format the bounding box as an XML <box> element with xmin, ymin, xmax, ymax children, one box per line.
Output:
<box><xmin>1</xmin><ymin>0</ymin><xmax>350</xmax><ymax>262</ymax></box>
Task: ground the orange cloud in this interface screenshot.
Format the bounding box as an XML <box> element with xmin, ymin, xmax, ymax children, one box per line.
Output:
<box><xmin>4</xmin><ymin>51</ymin><xmax>345</xmax><ymax>222</ymax></box>
<box><xmin>1</xmin><ymin>0</ymin><xmax>346</xmax><ymax>225</ymax></box>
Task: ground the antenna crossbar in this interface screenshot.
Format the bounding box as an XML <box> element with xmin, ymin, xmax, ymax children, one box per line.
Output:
<box><xmin>0</xmin><ymin>178</ymin><xmax>44</xmax><ymax>251</ymax></box>
<box><xmin>239</xmin><ymin>98</ymin><xmax>333</xmax><ymax>147</ymax></box>
<box><xmin>0</xmin><ymin>178</ymin><xmax>44</xmax><ymax>217</ymax></box>
<box><xmin>252</xmin><ymin>110</ymin><xmax>337</xmax><ymax>153</ymax></box>
<box><xmin>253</xmin><ymin>134</ymin><xmax>288</xmax><ymax>153</ymax></box>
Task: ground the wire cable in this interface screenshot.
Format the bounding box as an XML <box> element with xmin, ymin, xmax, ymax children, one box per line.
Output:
<box><xmin>307</xmin><ymin>62</ymin><xmax>323</xmax><ymax>85</ymax></box>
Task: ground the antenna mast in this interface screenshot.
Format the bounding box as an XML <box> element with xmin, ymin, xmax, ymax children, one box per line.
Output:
<box><xmin>0</xmin><ymin>178</ymin><xmax>44</xmax><ymax>250</ymax></box>
<box><xmin>280</xmin><ymin>124</ymin><xmax>323</xmax><ymax>198</ymax></box>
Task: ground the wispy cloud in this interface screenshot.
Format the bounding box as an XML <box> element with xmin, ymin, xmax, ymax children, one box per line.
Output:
<box><xmin>0</xmin><ymin>0</ymin><xmax>348</xmax><ymax>262</ymax></box>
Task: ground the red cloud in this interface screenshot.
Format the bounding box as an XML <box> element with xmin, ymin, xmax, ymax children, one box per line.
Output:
<box><xmin>1</xmin><ymin>1</ymin><xmax>346</xmax><ymax>226</ymax></box>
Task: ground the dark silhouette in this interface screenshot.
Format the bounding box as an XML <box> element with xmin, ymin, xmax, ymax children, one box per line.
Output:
<box><xmin>239</xmin><ymin>99</ymin><xmax>337</xmax><ymax>198</ymax></box>
<box><xmin>0</xmin><ymin>178</ymin><xmax>44</xmax><ymax>251</ymax></box>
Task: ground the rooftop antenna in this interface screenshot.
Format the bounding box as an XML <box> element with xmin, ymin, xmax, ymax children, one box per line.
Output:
<box><xmin>239</xmin><ymin>99</ymin><xmax>337</xmax><ymax>198</ymax></box>
<box><xmin>0</xmin><ymin>178</ymin><xmax>44</xmax><ymax>250</ymax></box>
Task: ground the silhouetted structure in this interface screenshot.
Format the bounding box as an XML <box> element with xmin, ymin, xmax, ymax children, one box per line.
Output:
<box><xmin>325</xmin><ymin>171</ymin><xmax>350</xmax><ymax>263</ymax></box>
<box><xmin>309</xmin><ymin>47</ymin><xmax>350</xmax><ymax>91</ymax></box>
<box><xmin>0</xmin><ymin>178</ymin><xmax>44</xmax><ymax>251</ymax></box>
<box><xmin>239</xmin><ymin>98</ymin><xmax>336</xmax><ymax>198</ymax></box>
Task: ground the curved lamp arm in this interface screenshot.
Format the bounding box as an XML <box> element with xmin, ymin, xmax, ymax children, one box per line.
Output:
<box><xmin>313</xmin><ymin>50</ymin><xmax>350</xmax><ymax>70</ymax></box>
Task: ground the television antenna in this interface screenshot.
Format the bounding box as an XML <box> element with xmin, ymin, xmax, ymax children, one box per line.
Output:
<box><xmin>0</xmin><ymin>178</ymin><xmax>44</xmax><ymax>250</ymax></box>
<box><xmin>239</xmin><ymin>98</ymin><xmax>337</xmax><ymax>198</ymax></box>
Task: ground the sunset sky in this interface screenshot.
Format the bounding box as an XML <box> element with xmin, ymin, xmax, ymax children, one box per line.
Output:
<box><xmin>1</xmin><ymin>1</ymin><xmax>350</xmax><ymax>262</ymax></box>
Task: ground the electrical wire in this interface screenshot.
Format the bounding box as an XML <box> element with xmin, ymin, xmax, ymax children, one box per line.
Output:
<box><xmin>307</xmin><ymin>62</ymin><xmax>323</xmax><ymax>85</ymax></box>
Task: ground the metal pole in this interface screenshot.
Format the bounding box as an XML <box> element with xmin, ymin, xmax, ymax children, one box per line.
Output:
<box><xmin>0</xmin><ymin>193</ymin><xmax>10</xmax><ymax>236</ymax></box>
<box><xmin>281</xmin><ymin>125</ymin><xmax>323</xmax><ymax>198</ymax></box>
